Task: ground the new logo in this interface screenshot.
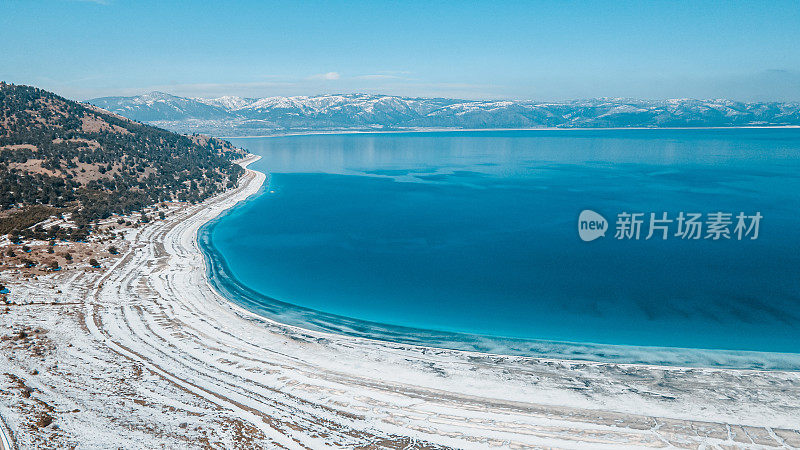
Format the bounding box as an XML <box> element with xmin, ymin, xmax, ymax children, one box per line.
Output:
<box><xmin>578</xmin><ymin>210</ymin><xmax>607</xmax><ymax>241</ymax></box>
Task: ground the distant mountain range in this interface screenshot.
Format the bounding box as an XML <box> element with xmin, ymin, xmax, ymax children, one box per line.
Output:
<box><xmin>88</xmin><ymin>92</ymin><xmax>800</xmax><ymax>136</ymax></box>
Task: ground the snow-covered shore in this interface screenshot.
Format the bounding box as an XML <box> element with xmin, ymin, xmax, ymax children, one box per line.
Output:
<box><xmin>1</xmin><ymin>156</ymin><xmax>799</xmax><ymax>448</ymax></box>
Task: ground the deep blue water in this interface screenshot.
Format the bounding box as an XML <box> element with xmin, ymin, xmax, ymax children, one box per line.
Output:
<box><xmin>203</xmin><ymin>129</ymin><xmax>800</xmax><ymax>368</ymax></box>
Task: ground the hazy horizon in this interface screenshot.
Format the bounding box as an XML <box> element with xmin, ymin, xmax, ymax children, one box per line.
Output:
<box><xmin>12</xmin><ymin>68</ymin><xmax>800</xmax><ymax>105</ymax></box>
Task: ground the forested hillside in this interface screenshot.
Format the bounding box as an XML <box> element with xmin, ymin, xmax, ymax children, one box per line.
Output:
<box><xmin>0</xmin><ymin>82</ymin><xmax>246</xmax><ymax>240</ymax></box>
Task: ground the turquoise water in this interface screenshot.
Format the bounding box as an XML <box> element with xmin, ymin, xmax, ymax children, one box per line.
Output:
<box><xmin>201</xmin><ymin>130</ymin><xmax>800</xmax><ymax>368</ymax></box>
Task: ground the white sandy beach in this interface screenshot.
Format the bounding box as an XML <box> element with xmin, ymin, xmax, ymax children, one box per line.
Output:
<box><xmin>1</xmin><ymin>156</ymin><xmax>800</xmax><ymax>449</ymax></box>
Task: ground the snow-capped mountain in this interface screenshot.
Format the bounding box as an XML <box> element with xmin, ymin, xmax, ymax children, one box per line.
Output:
<box><xmin>88</xmin><ymin>93</ymin><xmax>800</xmax><ymax>136</ymax></box>
<box><xmin>195</xmin><ymin>95</ymin><xmax>255</xmax><ymax>111</ymax></box>
<box><xmin>91</xmin><ymin>91</ymin><xmax>232</xmax><ymax>122</ymax></box>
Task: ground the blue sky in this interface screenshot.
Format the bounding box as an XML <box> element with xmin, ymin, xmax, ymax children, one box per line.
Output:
<box><xmin>2</xmin><ymin>0</ymin><xmax>799</xmax><ymax>101</ymax></box>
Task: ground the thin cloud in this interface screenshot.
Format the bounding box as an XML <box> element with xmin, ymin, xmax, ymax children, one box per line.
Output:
<box><xmin>67</xmin><ymin>0</ymin><xmax>111</xmax><ymax>4</ymax></box>
<box><xmin>75</xmin><ymin>80</ymin><xmax>297</xmax><ymax>100</ymax></box>
<box><xmin>309</xmin><ymin>72</ymin><xmax>341</xmax><ymax>81</ymax></box>
<box><xmin>355</xmin><ymin>74</ymin><xmax>403</xmax><ymax>80</ymax></box>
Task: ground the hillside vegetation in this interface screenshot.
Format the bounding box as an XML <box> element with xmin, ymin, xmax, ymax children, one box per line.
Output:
<box><xmin>0</xmin><ymin>82</ymin><xmax>246</xmax><ymax>240</ymax></box>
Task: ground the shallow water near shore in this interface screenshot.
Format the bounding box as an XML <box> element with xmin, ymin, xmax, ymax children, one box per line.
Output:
<box><xmin>201</xmin><ymin>129</ymin><xmax>800</xmax><ymax>368</ymax></box>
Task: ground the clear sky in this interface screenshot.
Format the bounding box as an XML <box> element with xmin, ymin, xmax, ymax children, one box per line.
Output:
<box><xmin>2</xmin><ymin>0</ymin><xmax>799</xmax><ymax>101</ymax></box>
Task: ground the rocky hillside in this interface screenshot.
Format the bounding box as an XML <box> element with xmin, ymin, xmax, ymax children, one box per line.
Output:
<box><xmin>90</xmin><ymin>92</ymin><xmax>800</xmax><ymax>136</ymax></box>
<box><xmin>0</xmin><ymin>82</ymin><xmax>246</xmax><ymax>240</ymax></box>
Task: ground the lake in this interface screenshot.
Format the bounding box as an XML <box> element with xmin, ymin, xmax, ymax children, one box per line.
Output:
<box><xmin>200</xmin><ymin>129</ymin><xmax>800</xmax><ymax>368</ymax></box>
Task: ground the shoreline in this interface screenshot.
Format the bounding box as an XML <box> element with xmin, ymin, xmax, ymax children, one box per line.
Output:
<box><xmin>200</xmin><ymin>200</ymin><xmax>800</xmax><ymax>370</ymax></box>
<box><xmin>1</xmin><ymin>156</ymin><xmax>799</xmax><ymax>447</ymax></box>
<box><xmin>221</xmin><ymin>125</ymin><xmax>800</xmax><ymax>139</ymax></box>
<box><xmin>202</xmin><ymin>152</ymin><xmax>800</xmax><ymax>371</ymax></box>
